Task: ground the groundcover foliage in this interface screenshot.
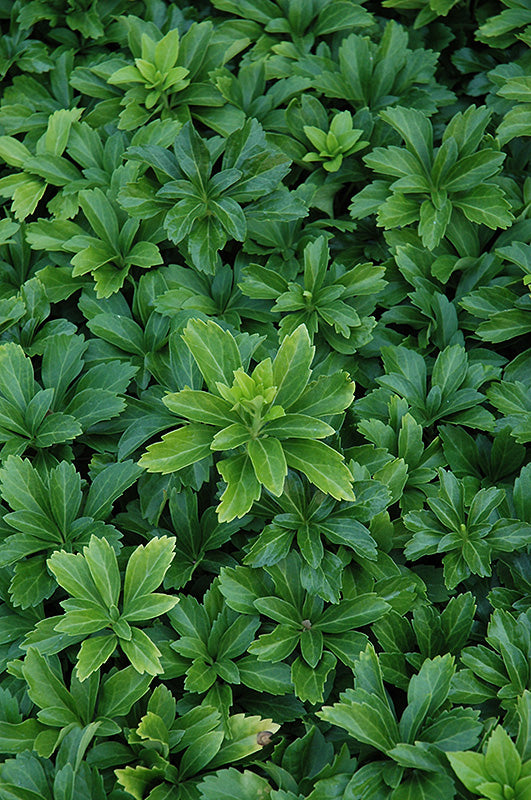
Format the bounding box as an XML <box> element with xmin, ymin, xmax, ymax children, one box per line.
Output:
<box><xmin>0</xmin><ymin>0</ymin><xmax>530</xmax><ymax>798</ymax></box>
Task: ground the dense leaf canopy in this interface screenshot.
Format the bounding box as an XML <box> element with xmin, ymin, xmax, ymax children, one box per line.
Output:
<box><xmin>0</xmin><ymin>1</ymin><xmax>530</xmax><ymax>799</ymax></box>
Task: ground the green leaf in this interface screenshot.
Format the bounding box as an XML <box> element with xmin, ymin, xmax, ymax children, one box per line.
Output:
<box><xmin>400</xmin><ymin>655</ymin><xmax>455</xmax><ymax>743</ymax></box>
<box><xmin>122</xmin><ymin>592</ymin><xmax>178</xmax><ymax>622</ymax></box>
<box><xmin>182</xmin><ymin>319</ymin><xmax>242</xmax><ymax>394</ymax></box>
<box><xmin>86</xmin><ymin>313</ymin><xmax>145</xmax><ymax>355</ymax></box>
<box><xmin>139</xmin><ymin>424</ymin><xmax>213</xmax><ymax>473</ymax></box>
<box><xmin>76</xmin><ymin>634</ymin><xmax>117</xmax><ymax>682</ymax></box>
<box><xmin>498</xmin><ymin>104</ymin><xmax>531</xmax><ymax>146</ymax></box>
<box><xmin>263</xmin><ymin>414</ymin><xmax>334</xmax><ymax>439</ymax></box>
<box><xmin>84</xmin><ymin>461</ymin><xmax>143</xmax><ymax>520</ymax></box>
<box><xmin>217</xmin><ymin>454</ymin><xmax>261</xmax><ymax>522</ymax></box>
<box><xmin>484</xmin><ymin>725</ymin><xmax>522</xmax><ymax>786</ymax></box>
<box><xmin>97</xmin><ymin>667</ymin><xmax>152</xmax><ymax>719</ymax></box>
<box><xmin>290</xmin><ymin>372</ymin><xmax>355</xmax><ymax>417</ymax></box>
<box><xmin>123</xmin><ymin>536</ymin><xmax>176</xmax><ymax>608</ymax></box>
<box><xmin>283</xmin><ymin>440</ymin><xmax>355</xmax><ymax>501</ymax></box>
<box><xmin>446</xmin><ymin>751</ymin><xmax>489</xmax><ymax>793</ymax></box>
<box><xmin>0</xmin><ymin>344</ymin><xmax>34</xmax><ymax>413</ymax></box>
<box><xmin>47</xmin><ymin>550</ymin><xmax>104</xmax><ymax>605</ymax></box>
<box><xmin>300</xmin><ymin>628</ymin><xmax>324</xmax><ymax>668</ymax></box>
<box><xmin>453</xmin><ymin>185</ymin><xmax>514</xmax><ymax>229</ymax></box>
<box><xmin>211</xmin><ymin>423</ymin><xmax>250</xmax><ymax>451</ymax></box>
<box><xmin>248</xmin><ymin>437</ymin><xmax>287</xmax><ymax>496</ymax></box>
<box><xmin>34</xmin><ymin>412</ymin><xmax>82</xmax><ymax>447</ymax></box>
<box><xmin>249</xmin><ymin>625</ymin><xmax>300</xmax><ymax>662</ymax></box>
<box><xmin>10</xmin><ymin>556</ymin><xmax>56</xmax><ymax>609</ymax></box>
<box><xmin>78</xmin><ymin>188</ymin><xmax>119</xmax><ymax>246</ymax></box>
<box><xmin>291</xmin><ymin>652</ymin><xmax>336</xmax><ymax>704</ymax></box>
<box><xmin>22</xmin><ymin>648</ymin><xmax>77</xmax><ymax>715</ymax></box>
<box><xmin>120</xmin><ymin>627</ymin><xmax>163</xmax><ymax>676</ymax></box>
<box><xmin>83</xmin><ymin>536</ymin><xmax>120</xmax><ymax>610</ymax></box>
<box><xmin>163</xmin><ymin>389</ymin><xmax>235</xmax><ymax>426</ymax></box>
<box><xmin>317</xmin><ymin>595</ymin><xmax>390</xmax><ymax>633</ymax></box>
<box><xmin>272</xmin><ymin>324</ymin><xmax>314</xmax><ymax>409</ymax></box>
<box><xmin>418</xmin><ymin>198</ymin><xmax>451</xmax><ymax>249</ymax></box>
<box><xmin>0</xmin><ymin>721</ymin><xmax>47</xmax><ymax>758</ymax></box>
<box><xmin>237</xmin><ymin>656</ymin><xmax>293</xmax><ymax>694</ymax></box>
<box><xmin>379</xmin><ymin>107</ymin><xmax>433</xmax><ymax>172</ymax></box>
<box><xmin>319</xmin><ymin>692</ymin><xmax>399</xmax><ymax>752</ymax></box>
<box><xmin>391</xmin><ymin>771</ymin><xmax>456</xmax><ymax>800</ymax></box>
<box><xmin>445</xmin><ymin>150</ymin><xmax>505</xmax><ymax>192</ymax></box>
<box><xmin>179</xmin><ymin>732</ymin><xmax>224</xmax><ymax>780</ymax></box>
<box><xmin>199</xmin><ymin>768</ymin><xmax>271</xmax><ymax>800</ymax></box>
<box><xmin>0</xmin><ymin>136</ymin><xmax>32</xmax><ymax>167</ymax></box>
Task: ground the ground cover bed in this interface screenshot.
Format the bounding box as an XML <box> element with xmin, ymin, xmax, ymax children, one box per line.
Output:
<box><xmin>0</xmin><ymin>1</ymin><xmax>530</xmax><ymax>798</ymax></box>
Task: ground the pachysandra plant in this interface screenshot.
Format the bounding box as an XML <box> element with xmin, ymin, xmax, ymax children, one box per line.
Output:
<box><xmin>355</xmin><ymin>342</ymin><xmax>498</xmax><ymax>432</ymax></box>
<box><xmin>447</xmin><ymin>723</ymin><xmax>531</xmax><ymax>799</ymax></box>
<box><xmin>167</xmin><ymin>579</ymin><xmax>292</xmax><ymax>720</ymax></box>
<box><xmin>72</xmin><ymin>15</ymin><xmax>246</xmax><ymax>134</ymax></box>
<box><xmin>302</xmin><ymin>110</ymin><xmax>369</xmax><ymax>172</ymax></box>
<box><xmin>0</xmin><ymin>336</ymin><xmax>136</xmax><ymax>460</ymax></box>
<box><xmin>354</xmin><ymin>394</ymin><xmax>446</xmax><ymax>512</ymax></box>
<box><xmin>116</xmin><ymin>690</ymin><xmax>280</xmax><ymax>800</ymax></box>
<box><xmin>0</xmin><ymin>108</ymin><xmax>83</xmax><ymax>221</ymax></box>
<box><xmin>381</xmin><ymin>0</ymin><xmax>461</xmax><ymax>30</ymax></box>
<box><xmin>106</xmin><ymin>28</ymin><xmax>192</xmax><ymax>130</ymax></box>
<box><xmin>350</xmin><ymin>105</ymin><xmax>514</xmax><ymax>249</ymax></box>
<box><xmin>47</xmin><ymin>534</ymin><xmax>178</xmax><ymax>680</ymax></box>
<box><xmin>219</xmin><ymin>553</ymin><xmax>391</xmax><ymax>704</ymax></box>
<box><xmin>139</xmin><ymin>320</ymin><xmax>356</xmax><ymax>521</ymax></box>
<box><xmin>403</xmin><ymin>468</ymin><xmax>531</xmax><ymax>589</ymax></box>
<box><xmin>451</xmin><ymin>608</ymin><xmax>531</xmax><ymax>723</ymax></box>
<box><xmin>318</xmin><ymin>644</ymin><xmax>482</xmax><ymax>800</ymax></box>
<box><xmin>269</xmin><ymin>20</ymin><xmax>455</xmax><ymax>119</ymax></box>
<box><xmin>243</xmin><ymin>470</ymin><xmax>384</xmax><ymax>575</ymax></box>
<box><xmin>119</xmin><ymin>118</ymin><xmax>307</xmax><ymax>273</ymax></box>
<box><xmin>210</xmin><ymin>0</ymin><xmax>374</xmax><ymax>56</ymax></box>
<box><xmin>17</xmin><ymin>647</ymin><xmax>153</xmax><ymax>758</ymax></box>
<box><xmin>373</xmin><ymin>593</ymin><xmax>476</xmax><ymax>689</ymax></box>
<box><xmin>27</xmin><ymin>187</ymin><xmax>164</xmax><ymax>298</ymax></box>
<box><xmin>14</xmin><ymin>0</ymin><xmax>138</xmax><ymax>40</ymax></box>
<box><xmin>0</xmin><ymin>454</ymin><xmax>141</xmax><ymax>608</ymax></box>
<box><xmin>240</xmin><ymin>234</ymin><xmax>386</xmax><ymax>351</ymax></box>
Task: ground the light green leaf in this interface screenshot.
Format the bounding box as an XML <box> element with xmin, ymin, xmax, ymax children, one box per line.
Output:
<box><xmin>484</xmin><ymin>725</ymin><xmax>521</xmax><ymax>786</ymax></box>
<box><xmin>446</xmin><ymin>751</ymin><xmax>489</xmax><ymax>793</ymax></box>
<box><xmin>248</xmin><ymin>437</ymin><xmax>287</xmax><ymax>496</ymax></box>
<box><xmin>120</xmin><ymin>627</ymin><xmax>163</xmax><ymax>676</ymax></box>
<box><xmin>76</xmin><ymin>634</ymin><xmax>117</xmax><ymax>682</ymax></box>
<box><xmin>217</xmin><ymin>454</ymin><xmax>261</xmax><ymax>522</ymax></box>
<box><xmin>83</xmin><ymin>536</ymin><xmax>120</xmax><ymax>610</ymax></box>
<box><xmin>139</xmin><ymin>424</ymin><xmax>213</xmax><ymax>473</ymax></box>
<box><xmin>272</xmin><ymin>324</ymin><xmax>314</xmax><ymax>409</ymax></box>
<box><xmin>47</xmin><ymin>550</ymin><xmax>104</xmax><ymax>605</ymax></box>
<box><xmin>283</xmin><ymin>439</ymin><xmax>355</xmax><ymax>501</ymax></box>
<box><xmin>263</xmin><ymin>414</ymin><xmax>334</xmax><ymax>439</ymax></box>
<box><xmin>123</xmin><ymin>536</ymin><xmax>176</xmax><ymax>608</ymax></box>
<box><xmin>182</xmin><ymin>319</ymin><xmax>242</xmax><ymax>394</ymax></box>
<box><xmin>163</xmin><ymin>389</ymin><xmax>235</xmax><ymax>426</ymax></box>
